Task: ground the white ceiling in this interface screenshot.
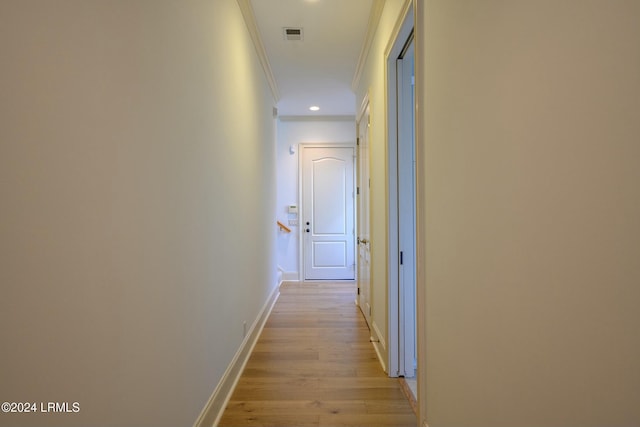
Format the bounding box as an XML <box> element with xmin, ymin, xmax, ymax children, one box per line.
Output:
<box><xmin>250</xmin><ymin>0</ymin><xmax>375</xmax><ymax>117</ymax></box>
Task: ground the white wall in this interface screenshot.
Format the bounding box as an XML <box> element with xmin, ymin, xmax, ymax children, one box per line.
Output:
<box><xmin>0</xmin><ymin>1</ymin><xmax>277</xmax><ymax>427</ymax></box>
<box><xmin>418</xmin><ymin>1</ymin><xmax>640</xmax><ymax>426</ymax></box>
<box><xmin>276</xmin><ymin>117</ymin><xmax>355</xmax><ymax>279</ymax></box>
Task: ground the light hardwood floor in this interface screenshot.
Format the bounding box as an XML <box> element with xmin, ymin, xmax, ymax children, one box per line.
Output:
<box><xmin>218</xmin><ymin>281</ymin><xmax>417</xmax><ymax>427</ymax></box>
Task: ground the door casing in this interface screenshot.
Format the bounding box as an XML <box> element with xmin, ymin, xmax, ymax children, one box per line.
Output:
<box><xmin>356</xmin><ymin>97</ymin><xmax>372</xmax><ymax>328</ymax></box>
<box><xmin>385</xmin><ymin>2</ymin><xmax>416</xmax><ymax>378</ymax></box>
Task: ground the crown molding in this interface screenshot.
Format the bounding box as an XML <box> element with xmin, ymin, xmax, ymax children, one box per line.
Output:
<box><xmin>351</xmin><ymin>0</ymin><xmax>386</xmax><ymax>91</ymax></box>
<box><xmin>236</xmin><ymin>0</ymin><xmax>280</xmax><ymax>101</ymax></box>
<box><xmin>385</xmin><ymin>0</ymin><xmax>413</xmax><ymax>59</ymax></box>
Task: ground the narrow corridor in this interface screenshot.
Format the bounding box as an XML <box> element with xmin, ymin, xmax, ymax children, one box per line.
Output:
<box><xmin>218</xmin><ymin>282</ymin><xmax>416</xmax><ymax>427</ymax></box>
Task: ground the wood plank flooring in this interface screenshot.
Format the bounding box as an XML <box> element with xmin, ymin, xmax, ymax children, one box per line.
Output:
<box><xmin>218</xmin><ymin>281</ymin><xmax>417</xmax><ymax>427</ymax></box>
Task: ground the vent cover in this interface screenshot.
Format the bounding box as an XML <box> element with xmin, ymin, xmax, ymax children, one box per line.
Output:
<box><xmin>283</xmin><ymin>27</ymin><xmax>303</xmax><ymax>41</ymax></box>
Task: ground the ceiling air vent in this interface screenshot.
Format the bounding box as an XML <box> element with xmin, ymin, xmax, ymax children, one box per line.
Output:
<box><xmin>283</xmin><ymin>27</ymin><xmax>303</xmax><ymax>41</ymax></box>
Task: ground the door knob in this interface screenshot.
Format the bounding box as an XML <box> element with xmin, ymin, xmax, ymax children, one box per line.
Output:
<box><xmin>306</xmin><ymin>228</ymin><xmax>310</xmax><ymax>233</ymax></box>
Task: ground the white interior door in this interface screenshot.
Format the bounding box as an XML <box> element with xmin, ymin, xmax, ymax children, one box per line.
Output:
<box><xmin>397</xmin><ymin>36</ymin><xmax>417</xmax><ymax>378</ymax></box>
<box><xmin>357</xmin><ymin>102</ymin><xmax>372</xmax><ymax>327</ymax></box>
<box><xmin>302</xmin><ymin>146</ymin><xmax>355</xmax><ymax>280</ymax></box>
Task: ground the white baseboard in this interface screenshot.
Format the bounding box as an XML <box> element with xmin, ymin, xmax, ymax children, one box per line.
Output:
<box><xmin>371</xmin><ymin>321</ymin><xmax>387</xmax><ymax>373</ymax></box>
<box><xmin>282</xmin><ymin>271</ymin><xmax>298</xmax><ymax>281</ymax></box>
<box><xmin>353</xmin><ymin>302</ymin><xmax>388</xmax><ymax>373</ymax></box>
<box><xmin>193</xmin><ymin>283</ymin><xmax>280</xmax><ymax>427</ymax></box>
<box><xmin>277</xmin><ymin>265</ymin><xmax>298</xmax><ymax>282</ymax></box>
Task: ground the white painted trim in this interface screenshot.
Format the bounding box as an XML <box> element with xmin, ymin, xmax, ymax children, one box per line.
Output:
<box><xmin>193</xmin><ymin>284</ymin><xmax>280</xmax><ymax>427</ymax></box>
<box><xmin>352</xmin><ymin>0</ymin><xmax>386</xmax><ymax>91</ymax></box>
<box><xmin>277</xmin><ymin>265</ymin><xmax>298</xmax><ymax>282</ymax></box>
<box><xmin>413</xmin><ymin>0</ymin><xmax>427</xmax><ymax>425</ymax></box>
<box><xmin>357</xmin><ymin>91</ymin><xmax>371</xmax><ymax>126</ymax></box>
<box><xmin>236</xmin><ymin>0</ymin><xmax>280</xmax><ymax>101</ymax></box>
<box><xmin>301</xmin><ymin>280</ymin><xmax>356</xmax><ymax>285</ymax></box>
<box><xmin>386</xmin><ymin>43</ymin><xmax>400</xmax><ymax>378</ymax></box>
<box><xmin>371</xmin><ymin>321</ymin><xmax>388</xmax><ymax>373</ymax></box>
<box><xmin>281</xmin><ymin>271</ymin><xmax>299</xmax><ymax>281</ymax></box>
<box><xmin>384</xmin><ymin>0</ymin><xmax>413</xmax><ymax>59</ymax></box>
<box><xmin>385</xmin><ymin>0</ymin><xmax>414</xmax><ymax>379</ymax></box>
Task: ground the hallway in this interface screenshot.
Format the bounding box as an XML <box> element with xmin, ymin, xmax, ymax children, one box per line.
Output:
<box><xmin>218</xmin><ymin>282</ymin><xmax>416</xmax><ymax>427</ymax></box>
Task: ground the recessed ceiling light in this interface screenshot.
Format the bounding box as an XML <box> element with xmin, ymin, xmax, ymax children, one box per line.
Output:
<box><xmin>309</xmin><ymin>106</ymin><xmax>320</xmax><ymax>111</ymax></box>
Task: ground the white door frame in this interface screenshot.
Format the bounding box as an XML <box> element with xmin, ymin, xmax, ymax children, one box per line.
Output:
<box><xmin>298</xmin><ymin>143</ymin><xmax>356</xmax><ymax>281</ymax></box>
<box><xmin>398</xmin><ymin>37</ymin><xmax>416</xmax><ymax>378</ymax></box>
<box><xmin>386</xmin><ymin>1</ymin><xmax>415</xmax><ymax>377</ymax></box>
<box><xmin>414</xmin><ymin>1</ymin><xmax>426</xmax><ymax>421</ymax></box>
<box><xmin>356</xmin><ymin>96</ymin><xmax>373</xmax><ymax>328</ymax></box>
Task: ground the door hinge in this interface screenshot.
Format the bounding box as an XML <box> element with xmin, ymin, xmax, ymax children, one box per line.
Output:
<box><xmin>357</xmin><ymin>287</ymin><xmax>360</xmax><ymax>295</ymax></box>
<box><xmin>357</xmin><ymin>187</ymin><xmax>360</xmax><ymax>195</ymax></box>
<box><xmin>357</xmin><ymin>137</ymin><xmax>360</xmax><ymax>146</ymax></box>
<box><xmin>400</xmin><ymin>251</ymin><xmax>404</xmax><ymax>265</ymax></box>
